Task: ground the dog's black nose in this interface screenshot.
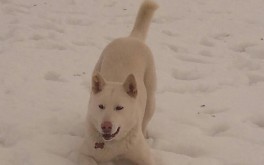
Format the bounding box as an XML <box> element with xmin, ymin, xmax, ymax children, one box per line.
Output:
<box><xmin>101</xmin><ymin>121</ymin><xmax>112</xmax><ymax>133</ymax></box>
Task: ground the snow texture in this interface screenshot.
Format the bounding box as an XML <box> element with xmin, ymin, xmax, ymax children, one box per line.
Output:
<box><xmin>1</xmin><ymin>0</ymin><xmax>264</xmax><ymax>165</ymax></box>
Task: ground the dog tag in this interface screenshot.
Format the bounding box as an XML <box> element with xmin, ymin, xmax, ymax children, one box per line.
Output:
<box><xmin>94</xmin><ymin>142</ymin><xmax>104</xmax><ymax>149</ymax></box>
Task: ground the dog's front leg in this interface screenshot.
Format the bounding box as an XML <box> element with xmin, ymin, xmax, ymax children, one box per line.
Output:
<box><xmin>79</xmin><ymin>142</ymin><xmax>98</xmax><ymax>165</ymax></box>
<box><xmin>126</xmin><ymin>138</ymin><xmax>155</xmax><ymax>165</ymax></box>
<box><xmin>79</xmin><ymin>154</ymin><xmax>98</xmax><ymax>165</ymax></box>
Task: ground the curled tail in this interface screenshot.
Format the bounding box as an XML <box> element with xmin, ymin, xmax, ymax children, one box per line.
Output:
<box><xmin>130</xmin><ymin>0</ymin><xmax>158</xmax><ymax>41</ymax></box>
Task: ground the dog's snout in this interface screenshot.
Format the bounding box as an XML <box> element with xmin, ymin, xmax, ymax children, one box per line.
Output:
<box><xmin>101</xmin><ymin>121</ymin><xmax>112</xmax><ymax>133</ymax></box>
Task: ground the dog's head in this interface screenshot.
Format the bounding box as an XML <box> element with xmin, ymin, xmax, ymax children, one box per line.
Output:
<box><xmin>87</xmin><ymin>72</ymin><xmax>140</xmax><ymax>141</ymax></box>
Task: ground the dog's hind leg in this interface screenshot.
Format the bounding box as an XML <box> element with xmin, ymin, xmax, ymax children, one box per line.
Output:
<box><xmin>142</xmin><ymin>92</ymin><xmax>155</xmax><ymax>138</ymax></box>
<box><xmin>142</xmin><ymin>63</ymin><xmax>156</xmax><ymax>138</ymax></box>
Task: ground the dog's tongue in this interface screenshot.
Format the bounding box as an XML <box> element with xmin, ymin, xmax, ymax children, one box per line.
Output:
<box><xmin>102</xmin><ymin>134</ymin><xmax>112</xmax><ymax>140</ymax></box>
<box><xmin>102</xmin><ymin>127</ymin><xmax>120</xmax><ymax>140</ymax></box>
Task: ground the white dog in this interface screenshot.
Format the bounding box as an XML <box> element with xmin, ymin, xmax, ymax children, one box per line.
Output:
<box><xmin>80</xmin><ymin>1</ymin><xmax>158</xmax><ymax>164</ymax></box>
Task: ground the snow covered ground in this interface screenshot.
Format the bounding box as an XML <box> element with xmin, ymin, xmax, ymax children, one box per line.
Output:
<box><xmin>1</xmin><ymin>0</ymin><xmax>264</xmax><ymax>164</ymax></box>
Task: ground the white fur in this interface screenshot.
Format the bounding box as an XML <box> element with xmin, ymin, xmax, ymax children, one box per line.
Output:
<box><xmin>80</xmin><ymin>1</ymin><xmax>158</xmax><ymax>164</ymax></box>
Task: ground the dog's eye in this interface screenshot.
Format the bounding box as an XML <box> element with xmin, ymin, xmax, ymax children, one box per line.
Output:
<box><xmin>115</xmin><ymin>106</ymin><xmax>124</xmax><ymax>111</ymax></box>
<box><xmin>98</xmin><ymin>104</ymin><xmax>105</xmax><ymax>110</ymax></box>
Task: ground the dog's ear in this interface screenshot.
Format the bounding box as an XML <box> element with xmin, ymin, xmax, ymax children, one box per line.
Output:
<box><xmin>92</xmin><ymin>72</ymin><xmax>105</xmax><ymax>94</ymax></box>
<box><xmin>123</xmin><ymin>74</ymin><xmax>137</xmax><ymax>98</ymax></box>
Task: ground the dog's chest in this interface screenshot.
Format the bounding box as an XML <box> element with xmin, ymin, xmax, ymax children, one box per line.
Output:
<box><xmin>91</xmin><ymin>141</ymin><xmax>126</xmax><ymax>162</ymax></box>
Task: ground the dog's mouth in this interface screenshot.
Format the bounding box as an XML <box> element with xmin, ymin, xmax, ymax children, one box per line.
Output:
<box><xmin>102</xmin><ymin>127</ymin><xmax>120</xmax><ymax>141</ymax></box>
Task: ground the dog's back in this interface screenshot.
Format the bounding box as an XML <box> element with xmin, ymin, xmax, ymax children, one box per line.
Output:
<box><xmin>95</xmin><ymin>0</ymin><xmax>158</xmax><ymax>82</ymax></box>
